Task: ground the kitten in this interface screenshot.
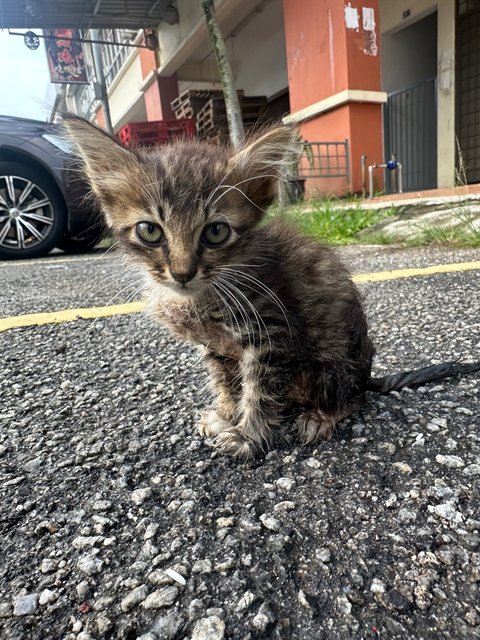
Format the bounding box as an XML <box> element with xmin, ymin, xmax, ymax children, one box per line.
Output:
<box><xmin>64</xmin><ymin>117</ymin><xmax>480</xmax><ymax>460</ymax></box>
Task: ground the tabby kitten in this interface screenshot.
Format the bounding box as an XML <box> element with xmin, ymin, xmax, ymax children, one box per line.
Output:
<box><xmin>64</xmin><ymin>117</ymin><xmax>480</xmax><ymax>460</ymax></box>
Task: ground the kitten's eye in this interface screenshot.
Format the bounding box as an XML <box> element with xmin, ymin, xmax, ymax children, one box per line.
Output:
<box><xmin>202</xmin><ymin>222</ymin><xmax>231</xmax><ymax>247</ymax></box>
<box><xmin>136</xmin><ymin>221</ymin><xmax>164</xmax><ymax>245</ymax></box>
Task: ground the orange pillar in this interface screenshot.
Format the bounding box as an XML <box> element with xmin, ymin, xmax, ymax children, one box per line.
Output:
<box><xmin>139</xmin><ymin>47</ymin><xmax>179</xmax><ymax>121</ymax></box>
<box><xmin>283</xmin><ymin>0</ymin><xmax>385</xmax><ymax>196</ymax></box>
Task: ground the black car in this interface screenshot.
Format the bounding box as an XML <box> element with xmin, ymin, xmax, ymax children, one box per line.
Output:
<box><xmin>0</xmin><ymin>115</ymin><xmax>101</xmax><ymax>259</ymax></box>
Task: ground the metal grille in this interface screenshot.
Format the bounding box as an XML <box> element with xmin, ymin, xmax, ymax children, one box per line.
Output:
<box><xmin>73</xmin><ymin>83</ymin><xmax>97</xmax><ymax>119</ymax></box>
<box><xmin>296</xmin><ymin>140</ymin><xmax>350</xmax><ymax>179</ymax></box>
<box><xmin>99</xmin><ymin>29</ymin><xmax>138</xmax><ymax>87</ymax></box>
<box><xmin>457</xmin><ymin>1</ymin><xmax>480</xmax><ymax>183</ymax></box>
<box><xmin>383</xmin><ymin>77</ymin><xmax>437</xmax><ymax>191</ymax></box>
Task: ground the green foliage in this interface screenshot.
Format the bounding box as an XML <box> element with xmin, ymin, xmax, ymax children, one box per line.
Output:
<box><xmin>276</xmin><ymin>199</ymin><xmax>396</xmax><ymax>245</ymax></box>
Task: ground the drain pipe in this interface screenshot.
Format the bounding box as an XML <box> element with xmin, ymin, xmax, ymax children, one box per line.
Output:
<box><xmin>361</xmin><ymin>154</ymin><xmax>367</xmax><ymax>198</ymax></box>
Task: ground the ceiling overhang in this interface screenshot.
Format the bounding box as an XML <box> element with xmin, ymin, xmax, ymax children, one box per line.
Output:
<box><xmin>0</xmin><ymin>0</ymin><xmax>178</xmax><ymax>30</ymax></box>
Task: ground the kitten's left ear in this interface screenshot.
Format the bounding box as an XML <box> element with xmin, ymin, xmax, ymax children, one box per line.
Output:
<box><xmin>228</xmin><ymin>127</ymin><xmax>301</xmax><ymax>210</ymax></box>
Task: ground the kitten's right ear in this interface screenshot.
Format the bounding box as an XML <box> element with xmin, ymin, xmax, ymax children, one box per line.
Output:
<box><xmin>62</xmin><ymin>116</ymin><xmax>141</xmax><ymax>225</ymax></box>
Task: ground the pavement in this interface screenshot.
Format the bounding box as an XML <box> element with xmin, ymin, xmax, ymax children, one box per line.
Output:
<box><xmin>1</xmin><ymin>245</ymin><xmax>480</xmax><ymax>640</ymax></box>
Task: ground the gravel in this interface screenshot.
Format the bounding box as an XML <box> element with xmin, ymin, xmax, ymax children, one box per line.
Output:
<box><xmin>0</xmin><ymin>246</ymin><xmax>479</xmax><ymax>639</ymax></box>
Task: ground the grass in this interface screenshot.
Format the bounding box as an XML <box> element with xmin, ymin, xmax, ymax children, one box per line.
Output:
<box><xmin>275</xmin><ymin>198</ymin><xmax>480</xmax><ymax>248</ymax></box>
<box><xmin>275</xmin><ymin>199</ymin><xmax>397</xmax><ymax>245</ymax></box>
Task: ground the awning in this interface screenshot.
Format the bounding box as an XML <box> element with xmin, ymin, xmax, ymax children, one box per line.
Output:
<box><xmin>0</xmin><ymin>0</ymin><xmax>178</xmax><ymax>29</ymax></box>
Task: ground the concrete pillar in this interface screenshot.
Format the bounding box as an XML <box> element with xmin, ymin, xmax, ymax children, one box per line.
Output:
<box><xmin>437</xmin><ymin>0</ymin><xmax>456</xmax><ymax>188</ymax></box>
<box><xmin>283</xmin><ymin>0</ymin><xmax>386</xmax><ymax>195</ymax></box>
<box><xmin>139</xmin><ymin>46</ymin><xmax>179</xmax><ymax>121</ymax></box>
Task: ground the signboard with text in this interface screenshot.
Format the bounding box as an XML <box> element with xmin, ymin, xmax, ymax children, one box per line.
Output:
<box><xmin>45</xmin><ymin>29</ymin><xmax>88</xmax><ymax>84</ymax></box>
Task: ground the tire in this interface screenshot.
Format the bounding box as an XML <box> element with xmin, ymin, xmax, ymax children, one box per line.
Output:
<box><xmin>0</xmin><ymin>161</ymin><xmax>67</xmax><ymax>259</ymax></box>
<box><xmin>58</xmin><ymin>227</ymin><xmax>104</xmax><ymax>254</ymax></box>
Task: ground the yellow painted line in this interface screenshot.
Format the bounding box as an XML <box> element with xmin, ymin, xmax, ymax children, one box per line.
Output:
<box><xmin>0</xmin><ymin>260</ymin><xmax>479</xmax><ymax>333</ymax></box>
<box><xmin>0</xmin><ymin>302</ymin><xmax>144</xmax><ymax>333</ymax></box>
<box><xmin>352</xmin><ymin>260</ymin><xmax>480</xmax><ymax>283</ymax></box>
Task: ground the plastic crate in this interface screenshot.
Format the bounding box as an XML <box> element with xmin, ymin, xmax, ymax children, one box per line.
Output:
<box><xmin>117</xmin><ymin>118</ymin><xmax>196</xmax><ymax>148</ymax></box>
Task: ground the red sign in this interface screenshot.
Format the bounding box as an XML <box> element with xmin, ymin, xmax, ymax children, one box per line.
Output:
<box><xmin>45</xmin><ymin>29</ymin><xmax>88</xmax><ymax>84</ymax></box>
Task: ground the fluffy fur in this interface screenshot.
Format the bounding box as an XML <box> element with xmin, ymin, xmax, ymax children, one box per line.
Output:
<box><xmin>64</xmin><ymin>117</ymin><xmax>480</xmax><ymax>460</ymax></box>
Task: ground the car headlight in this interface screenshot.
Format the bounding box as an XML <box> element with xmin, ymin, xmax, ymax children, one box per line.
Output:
<box><xmin>42</xmin><ymin>134</ymin><xmax>73</xmax><ymax>154</ymax></box>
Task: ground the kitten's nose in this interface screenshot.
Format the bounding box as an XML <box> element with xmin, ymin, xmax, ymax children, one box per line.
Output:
<box><xmin>170</xmin><ymin>268</ymin><xmax>197</xmax><ymax>284</ymax></box>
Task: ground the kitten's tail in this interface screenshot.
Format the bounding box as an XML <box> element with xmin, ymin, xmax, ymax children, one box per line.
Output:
<box><xmin>366</xmin><ymin>361</ymin><xmax>480</xmax><ymax>394</ymax></box>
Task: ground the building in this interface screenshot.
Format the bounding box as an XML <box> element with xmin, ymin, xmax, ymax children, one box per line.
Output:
<box><xmin>59</xmin><ymin>0</ymin><xmax>472</xmax><ymax>197</ymax></box>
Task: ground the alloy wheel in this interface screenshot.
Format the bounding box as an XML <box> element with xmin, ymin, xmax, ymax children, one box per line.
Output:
<box><xmin>0</xmin><ymin>174</ymin><xmax>55</xmax><ymax>251</ymax></box>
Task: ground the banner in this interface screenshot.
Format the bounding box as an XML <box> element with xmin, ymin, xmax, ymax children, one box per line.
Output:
<box><xmin>45</xmin><ymin>29</ymin><xmax>88</xmax><ymax>84</ymax></box>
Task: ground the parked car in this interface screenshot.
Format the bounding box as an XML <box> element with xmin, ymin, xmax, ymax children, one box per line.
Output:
<box><xmin>0</xmin><ymin>115</ymin><xmax>102</xmax><ymax>259</ymax></box>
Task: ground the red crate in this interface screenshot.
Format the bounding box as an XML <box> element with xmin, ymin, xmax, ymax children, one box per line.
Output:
<box><xmin>117</xmin><ymin>118</ymin><xmax>196</xmax><ymax>148</ymax></box>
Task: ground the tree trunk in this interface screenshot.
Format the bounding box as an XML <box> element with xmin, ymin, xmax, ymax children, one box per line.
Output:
<box><xmin>201</xmin><ymin>0</ymin><xmax>244</xmax><ymax>148</ymax></box>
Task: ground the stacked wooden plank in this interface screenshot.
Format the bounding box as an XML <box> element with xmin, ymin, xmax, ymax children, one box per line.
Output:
<box><xmin>171</xmin><ymin>90</ymin><xmax>268</xmax><ymax>143</ymax></box>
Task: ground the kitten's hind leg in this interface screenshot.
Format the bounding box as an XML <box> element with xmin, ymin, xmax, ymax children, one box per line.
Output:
<box><xmin>294</xmin><ymin>408</ymin><xmax>351</xmax><ymax>445</ymax></box>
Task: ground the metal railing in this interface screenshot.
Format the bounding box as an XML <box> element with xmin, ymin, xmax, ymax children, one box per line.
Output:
<box><xmin>296</xmin><ymin>140</ymin><xmax>350</xmax><ymax>180</ymax></box>
<box><xmin>73</xmin><ymin>82</ymin><xmax>97</xmax><ymax>119</ymax></box>
<box><xmin>99</xmin><ymin>29</ymin><xmax>138</xmax><ymax>87</ymax></box>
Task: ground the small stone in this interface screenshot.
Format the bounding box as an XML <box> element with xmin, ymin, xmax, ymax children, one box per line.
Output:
<box><xmin>236</xmin><ymin>591</ymin><xmax>257</xmax><ymax>612</ymax></box>
<box><xmin>23</xmin><ymin>457</ymin><xmax>42</xmax><ymax>473</ymax></box>
<box><xmin>430</xmin><ymin>503</ymin><xmax>463</xmax><ymax>524</ymax></box>
<box><xmin>336</xmin><ymin>595</ymin><xmax>352</xmax><ymax>615</ymax></box>
<box><xmin>95</xmin><ymin>615</ymin><xmax>113</xmax><ymax>634</ymax></box>
<box><xmin>259</xmin><ymin>514</ymin><xmax>280</xmax><ymax>532</ymax></box>
<box><xmin>398</xmin><ymin>508</ymin><xmax>417</xmax><ymax>524</ymax></box>
<box><xmin>385</xmin><ymin>493</ymin><xmax>398</xmax><ymax>508</ymax></box>
<box><xmin>40</xmin><ymin>559</ymin><xmax>57</xmax><ymax>574</ymax></box>
<box><xmin>304</xmin><ymin>457</ymin><xmax>321</xmax><ymax>469</ymax></box>
<box><xmin>435</xmin><ymin>547</ymin><xmax>455</xmax><ymax>565</ymax></box>
<box><xmin>276</xmin><ymin>477</ymin><xmax>295</xmax><ymax>491</ymax></box>
<box><xmin>77</xmin><ymin>553</ymin><xmax>103</xmax><ymax>576</ymax></box>
<box><xmin>251</xmin><ymin>602</ymin><xmax>276</xmax><ymax>632</ymax></box>
<box><xmin>151</xmin><ymin>614</ymin><xmax>185</xmax><ymax>639</ymax></box>
<box><xmin>137</xmin><ymin>634</ymin><xmax>157</xmax><ymax>640</ymax></box>
<box><xmin>131</xmin><ymin>488</ymin><xmax>152</xmax><ymax>505</ymax></box>
<box><xmin>370</xmin><ymin>578</ymin><xmax>386</xmax><ymax>595</ymax></box>
<box><xmin>435</xmin><ymin>454</ymin><xmax>465</xmax><ymax>468</ymax></box>
<box><xmin>77</xmin><ymin>633</ymin><xmax>94</xmax><ymax>640</ymax></box>
<box><xmin>463</xmin><ymin>464</ymin><xmax>480</xmax><ymax>476</ymax></box>
<box><xmin>142</xmin><ymin>586</ymin><xmax>179</xmax><ymax>609</ymax></box>
<box><xmin>13</xmin><ymin>594</ymin><xmax>38</xmax><ymax>616</ymax></box>
<box><xmin>39</xmin><ymin>589</ymin><xmax>57</xmax><ymax>605</ymax></box>
<box><xmin>76</xmin><ymin>582</ymin><xmax>90</xmax><ymax>600</ymax></box>
<box><xmin>120</xmin><ymin>584</ymin><xmax>149</xmax><ymax>612</ymax></box>
<box><xmin>466</xmin><ymin>609</ymin><xmax>479</xmax><ymax>626</ymax></box>
<box><xmin>92</xmin><ymin>500</ymin><xmax>112</xmax><ymax>511</ymax></box>
<box><xmin>216</xmin><ymin>516</ymin><xmax>234</xmax><ymax>528</ymax></box>
<box><xmin>144</xmin><ymin>523</ymin><xmax>159</xmax><ymax>540</ymax></box>
<box><xmin>0</xmin><ymin>602</ymin><xmax>13</xmax><ymax>617</ymax></box>
<box><xmin>387</xmin><ymin>589</ymin><xmax>411</xmax><ymax>611</ymax></box>
<box><xmin>192</xmin><ymin>560</ymin><xmax>212</xmax><ymax>574</ymax></box>
<box><xmin>392</xmin><ymin>462</ymin><xmax>413</xmax><ymax>474</ymax></box>
<box><xmin>316</xmin><ymin>548</ymin><xmax>331</xmax><ymax>563</ymax></box>
<box><xmin>191</xmin><ymin>615</ymin><xmax>225</xmax><ymax>640</ymax></box>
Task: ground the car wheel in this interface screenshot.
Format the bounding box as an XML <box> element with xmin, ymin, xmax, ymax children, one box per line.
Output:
<box><xmin>58</xmin><ymin>228</ymin><xmax>104</xmax><ymax>254</ymax></box>
<box><xmin>0</xmin><ymin>162</ymin><xmax>67</xmax><ymax>259</ymax></box>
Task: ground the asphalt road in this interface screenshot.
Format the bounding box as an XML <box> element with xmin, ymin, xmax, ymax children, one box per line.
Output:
<box><xmin>1</xmin><ymin>245</ymin><xmax>479</xmax><ymax>640</ymax></box>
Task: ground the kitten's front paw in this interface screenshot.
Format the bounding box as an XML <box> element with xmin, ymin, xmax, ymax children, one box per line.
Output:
<box><xmin>197</xmin><ymin>409</ymin><xmax>230</xmax><ymax>438</ymax></box>
<box><xmin>213</xmin><ymin>430</ymin><xmax>257</xmax><ymax>460</ymax></box>
<box><xmin>295</xmin><ymin>409</ymin><xmax>336</xmax><ymax>445</ymax></box>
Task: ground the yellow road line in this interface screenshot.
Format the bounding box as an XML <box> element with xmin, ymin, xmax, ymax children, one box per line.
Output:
<box><xmin>352</xmin><ymin>260</ymin><xmax>480</xmax><ymax>283</ymax></box>
<box><xmin>0</xmin><ymin>302</ymin><xmax>144</xmax><ymax>332</ymax></box>
<box><xmin>0</xmin><ymin>260</ymin><xmax>479</xmax><ymax>333</ymax></box>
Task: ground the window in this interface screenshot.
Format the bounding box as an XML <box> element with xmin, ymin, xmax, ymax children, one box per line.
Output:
<box><xmin>99</xmin><ymin>29</ymin><xmax>138</xmax><ymax>87</ymax></box>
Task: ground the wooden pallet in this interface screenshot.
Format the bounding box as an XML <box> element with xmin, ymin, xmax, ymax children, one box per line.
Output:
<box><xmin>196</xmin><ymin>95</ymin><xmax>268</xmax><ymax>139</ymax></box>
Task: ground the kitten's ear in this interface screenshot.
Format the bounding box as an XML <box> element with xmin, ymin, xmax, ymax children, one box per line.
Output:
<box><xmin>62</xmin><ymin>116</ymin><xmax>141</xmax><ymax>225</ymax></box>
<box><xmin>229</xmin><ymin>127</ymin><xmax>301</xmax><ymax>210</ymax></box>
